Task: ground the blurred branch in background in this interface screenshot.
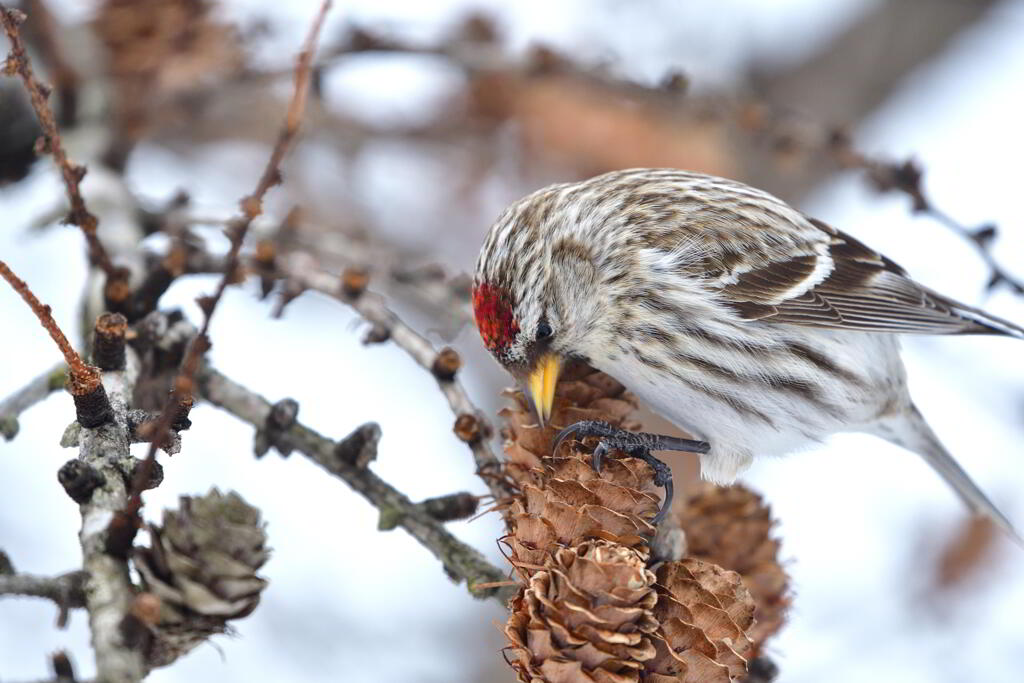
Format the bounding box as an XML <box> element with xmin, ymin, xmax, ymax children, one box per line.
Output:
<box><xmin>159</xmin><ymin>5</ymin><xmax>1020</xmax><ymax>311</ymax></box>
<box><xmin>0</xmin><ymin>363</ymin><xmax>65</xmax><ymax>440</ymax></box>
<box><xmin>1</xmin><ymin>5</ymin><xmax>114</xmax><ymax>277</ymax></box>
<box><xmin>0</xmin><ymin>552</ymin><xmax>85</xmax><ymax>629</ymax></box>
<box><xmin>746</xmin><ymin>0</ymin><xmax>999</xmax><ymax>199</ymax></box>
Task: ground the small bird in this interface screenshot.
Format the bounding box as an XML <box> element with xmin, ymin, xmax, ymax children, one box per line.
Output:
<box><xmin>473</xmin><ymin>168</ymin><xmax>1022</xmax><ymax>534</ymax></box>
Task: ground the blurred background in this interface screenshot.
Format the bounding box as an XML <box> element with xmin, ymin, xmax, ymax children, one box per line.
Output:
<box><xmin>2</xmin><ymin>0</ymin><xmax>1023</xmax><ymax>681</ymax></box>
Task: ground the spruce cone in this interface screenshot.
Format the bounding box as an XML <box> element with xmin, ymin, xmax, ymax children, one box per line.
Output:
<box><xmin>678</xmin><ymin>485</ymin><xmax>788</xmax><ymax>652</ymax></box>
<box><xmin>134</xmin><ymin>489</ymin><xmax>270</xmax><ymax>667</ymax></box>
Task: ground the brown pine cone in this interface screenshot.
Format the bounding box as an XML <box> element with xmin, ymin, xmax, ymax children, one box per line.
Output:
<box><xmin>646</xmin><ymin>559</ymin><xmax>755</xmax><ymax>682</ymax></box>
<box><xmin>498</xmin><ymin>365</ymin><xmax>785</xmax><ymax>681</ymax></box>
<box><xmin>133</xmin><ymin>489</ymin><xmax>270</xmax><ymax>667</ymax></box>
<box><xmin>678</xmin><ymin>485</ymin><xmax>789</xmax><ymax>653</ymax></box>
<box><xmin>504</xmin><ymin>540</ymin><xmax>659</xmax><ymax>682</ymax></box>
<box><xmin>500</xmin><ymin>362</ymin><xmax>639</xmax><ymax>491</ymax></box>
<box><xmin>500</xmin><ymin>364</ymin><xmax>661</xmax><ymax>574</ymax></box>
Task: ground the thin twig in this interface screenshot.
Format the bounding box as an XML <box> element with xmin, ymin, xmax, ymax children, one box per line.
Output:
<box><xmin>196</xmin><ymin>361</ymin><xmax>516</xmax><ymax>603</ymax></box>
<box><xmin>243</xmin><ymin>0</ymin><xmax>328</xmax><ymax>218</ymax></box>
<box><xmin>920</xmin><ymin>203</ymin><xmax>1023</xmax><ymax>295</ymax></box>
<box><xmin>127</xmin><ymin>0</ymin><xmax>331</xmax><ymax>503</ymax></box>
<box><xmin>0</xmin><ymin>569</ymin><xmax>87</xmax><ymax>627</ymax></box>
<box><xmin>1</xmin><ymin>5</ymin><xmax>114</xmax><ymax>277</ymax></box>
<box><xmin>0</xmin><ymin>362</ymin><xmax>65</xmax><ymax>440</ymax></box>
<box><xmin>836</xmin><ymin>150</ymin><xmax>1024</xmax><ymax>296</ymax></box>
<box><xmin>0</xmin><ymin>260</ymin><xmax>98</xmax><ymax>393</ymax></box>
<box><xmin>283</xmin><ymin>254</ymin><xmax>512</xmax><ymax>503</ymax></box>
<box><xmin>22</xmin><ymin>0</ymin><xmax>80</xmax><ymax>126</ymax></box>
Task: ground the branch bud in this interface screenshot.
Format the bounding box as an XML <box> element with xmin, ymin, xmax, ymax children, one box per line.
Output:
<box><xmin>431</xmin><ymin>347</ymin><xmax>461</xmax><ymax>381</ymax></box>
<box><xmin>92</xmin><ymin>312</ymin><xmax>127</xmax><ymax>370</ymax></box>
<box><xmin>58</xmin><ymin>459</ymin><xmax>105</xmax><ymax>504</ymax></box>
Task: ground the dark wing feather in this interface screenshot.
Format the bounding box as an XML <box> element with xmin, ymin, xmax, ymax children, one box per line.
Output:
<box><xmin>720</xmin><ymin>218</ymin><xmax>1024</xmax><ymax>338</ymax></box>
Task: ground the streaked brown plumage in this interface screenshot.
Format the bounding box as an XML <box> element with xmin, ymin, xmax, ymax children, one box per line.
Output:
<box><xmin>473</xmin><ymin>168</ymin><xmax>1022</xmax><ymax>536</ymax></box>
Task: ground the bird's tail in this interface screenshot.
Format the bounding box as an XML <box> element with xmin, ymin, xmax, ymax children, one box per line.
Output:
<box><xmin>873</xmin><ymin>405</ymin><xmax>1020</xmax><ymax>544</ymax></box>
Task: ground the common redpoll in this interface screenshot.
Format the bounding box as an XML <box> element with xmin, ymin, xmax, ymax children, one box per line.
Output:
<box><xmin>473</xmin><ymin>168</ymin><xmax>1022</xmax><ymax>534</ymax></box>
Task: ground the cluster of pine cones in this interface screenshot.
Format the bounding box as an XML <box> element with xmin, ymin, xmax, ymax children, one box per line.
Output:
<box><xmin>498</xmin><ymin>363</ymin><xmax>788</xmax><ymax>682</ymax></box>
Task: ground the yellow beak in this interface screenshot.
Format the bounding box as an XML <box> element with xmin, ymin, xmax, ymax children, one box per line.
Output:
<box><xmin>528</xmin><ymin>353</ymin><xmax>561</xmax><ymax>426</ymax></box>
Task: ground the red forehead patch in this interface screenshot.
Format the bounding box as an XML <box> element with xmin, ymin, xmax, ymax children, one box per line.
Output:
<box><xmin>472</xmin><ymin>282</ymin><xmax>519</xmax><ymax>354</ymax></box>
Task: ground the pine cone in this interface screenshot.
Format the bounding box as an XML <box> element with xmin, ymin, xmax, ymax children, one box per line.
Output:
<box><xmin>678</xmin><ymin>485</ymin><xmax>788</xmax><ymax>652</ymax></box>
<box><xmin>134</xmin><ymin>489</ymin><xmax>270</xmax><ymax>667</ymax></box>
<box><xmin>501</xmin><ymin>364</ymin><xmax>660</xmax><ymax>573</ymax></box>
<box><xmin>646</xmin><ymin>560</ymin><xmax>755</xmax><ymax>682</ymax></box>
<box><xmin>504</xmin><ymin>540</ymin><xmax>659</xmax><ymax>682</ymax></box>
<box><xmin>500</xmin><ymin>362</ymin><xmax>639</xmax><ymax>490</ymax></box>
<box><xmin>505</xmin><ymin>542</ymin><xmax>758</xmax><ymax>683</ymax></box>
<box><xmin>499</xmin><ymin>365</ymin><xmax>784</xmax><ymax>681</ymax></box>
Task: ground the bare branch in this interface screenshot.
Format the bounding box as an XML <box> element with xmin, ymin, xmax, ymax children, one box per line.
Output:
<box><xmin>847</xmin><ymin>155</ymin><xmax>1024</xmax><ymax>296</ymax></box>
<box><xmin>0</xmin><ymin>569</ymin><xmax>86</xmax><ymax>627</ymax></box>
<box><xmin>196</xmin><ymin>362</ymin><xmax>515</xmax><ymax>603</ymax></box>
<box><xmin>1</xmin><ymin>5</ymin><xmax>114</xmax><ymax>276</ymax></box>
<box><xmin>128</xmin><ymin>0</ymin><xmax>331</xmax><ymax>504</ymax></box>
<box><xmin>74</xmin><ymin>349</ymin><xmax>147</xmax><ymax>682</ymax></box>
<box><xmin>0</xmin><ymin>260</ymin><xmax>115</xmax><ymax>429</ymax></box>
<box><xmin>0</xmin><ymin>363</ymin><xmax>65</xmax><ymax>440</ymax></box>
<box><xmin>282</xmin><ymin>254</ymin><xmax>512</xmax><ymax>503</ymax></box>
<box><xmin>0</xmin><ymin>260</ymin><xmax>97</xmax><ymax>391</ymax></box>
<box><xmin>244</xmin><ymin>0</ymin><xmax>330</xmax><ymax>214</ymax></box>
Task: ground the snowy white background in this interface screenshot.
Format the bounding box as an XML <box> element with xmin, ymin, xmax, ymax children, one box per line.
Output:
<box><xmin>2</xmin><ymin>1</ymin><xmax>1023</xmax><ymax>681</ymax></box>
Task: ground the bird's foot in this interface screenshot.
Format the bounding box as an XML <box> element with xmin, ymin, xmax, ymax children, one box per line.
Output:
<box><xmin>553</xmin><ymin>420</ymin><xmax>710</xmax><ymax>525</ymax></box>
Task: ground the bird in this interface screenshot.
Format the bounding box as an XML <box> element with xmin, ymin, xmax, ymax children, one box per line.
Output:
<box><xmin>472</xmin><ymin>167</ymin><xmax>1022</xmax><ymax>535</ymax></box>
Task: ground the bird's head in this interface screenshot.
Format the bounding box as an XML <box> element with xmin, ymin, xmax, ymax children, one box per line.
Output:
<box><xmin>471</xmin><ymin>280</ymin><xmax>561</xmax><ymax>425</ymax></box>
<box><xmin>472</xmin><ymin>235</ymin><xmax>607</xmax><ymax>425</ymax></box>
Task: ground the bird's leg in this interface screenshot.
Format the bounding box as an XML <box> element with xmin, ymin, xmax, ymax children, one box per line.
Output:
<box><xmin>553</xmin><ymin>420</ymin><xmax>711</xmax><ymax>524</ymax></box>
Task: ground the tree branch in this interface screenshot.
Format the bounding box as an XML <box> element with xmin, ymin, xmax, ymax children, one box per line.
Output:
<box><xmin>126</xmin><ymin>0</ymin><xmax>331</xmax><ymax>506</ymax></box>
<box><xmin>1</xmin><ymin>4</ymin><xmax>115</xmax><ymax>277</ymax></box>
<box><xmin>0</xmin><ymin>260</ymin><xmax>99</xmax><ymax>392</ymax></box>
<box><xmin>280</xmin><ymin>253</ymin><xmax>512</xmax><ymax>503</ymax></box>
<box><xmin>195</xmin><ymin>361</ymin><xmax>515</xmax><ymax>603</ymax></box>
<box><xmin>74</xmin><ymin>348</ymin><xmax>146</xmax><ymax>682</ymax></box>
<box><xmin>842</xmin><ymin>154</ymin><xmax>1024</xmax><ymax>296</ymax></box>
<box><xmin>0</xmin><ymin>363</ymin><xmax>65</xmax><ymax>440</ymax></box>
<box><xmin>0</xmin><ymin>569</ymin><xmax>87</xmax><ymax>627</ymax></box>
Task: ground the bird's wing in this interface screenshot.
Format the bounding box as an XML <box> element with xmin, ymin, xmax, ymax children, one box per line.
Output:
<box><xmin>713</xmin><ymin>217</ymin><xmax>1024</xmax><ymax>338</ymax></box>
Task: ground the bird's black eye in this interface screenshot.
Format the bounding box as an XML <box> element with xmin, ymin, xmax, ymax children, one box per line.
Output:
<box><xmin>536</xmin><ymin>322</ymin><xmax>553</xmax><ymax>341</ymax></box>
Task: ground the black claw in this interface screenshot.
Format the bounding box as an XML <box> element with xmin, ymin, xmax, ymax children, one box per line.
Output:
<box><xmin>551</xmin><ymin>420</ymin><xmax>711</xmax><ymax>526</ymax></box>
<box><xmin>629</xmin><ymin>448</ymin><xmax>675</xmax><ymax>524</ymax></box>
<box><xmin>592</xmin><ymin>441</ymin><xmax>608</xmax><ymax>473</ymax></box>
<box><xmin>553</xmin><ymin>420</ymin><xmax>615</xmax><ymax>455</ymax></box>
